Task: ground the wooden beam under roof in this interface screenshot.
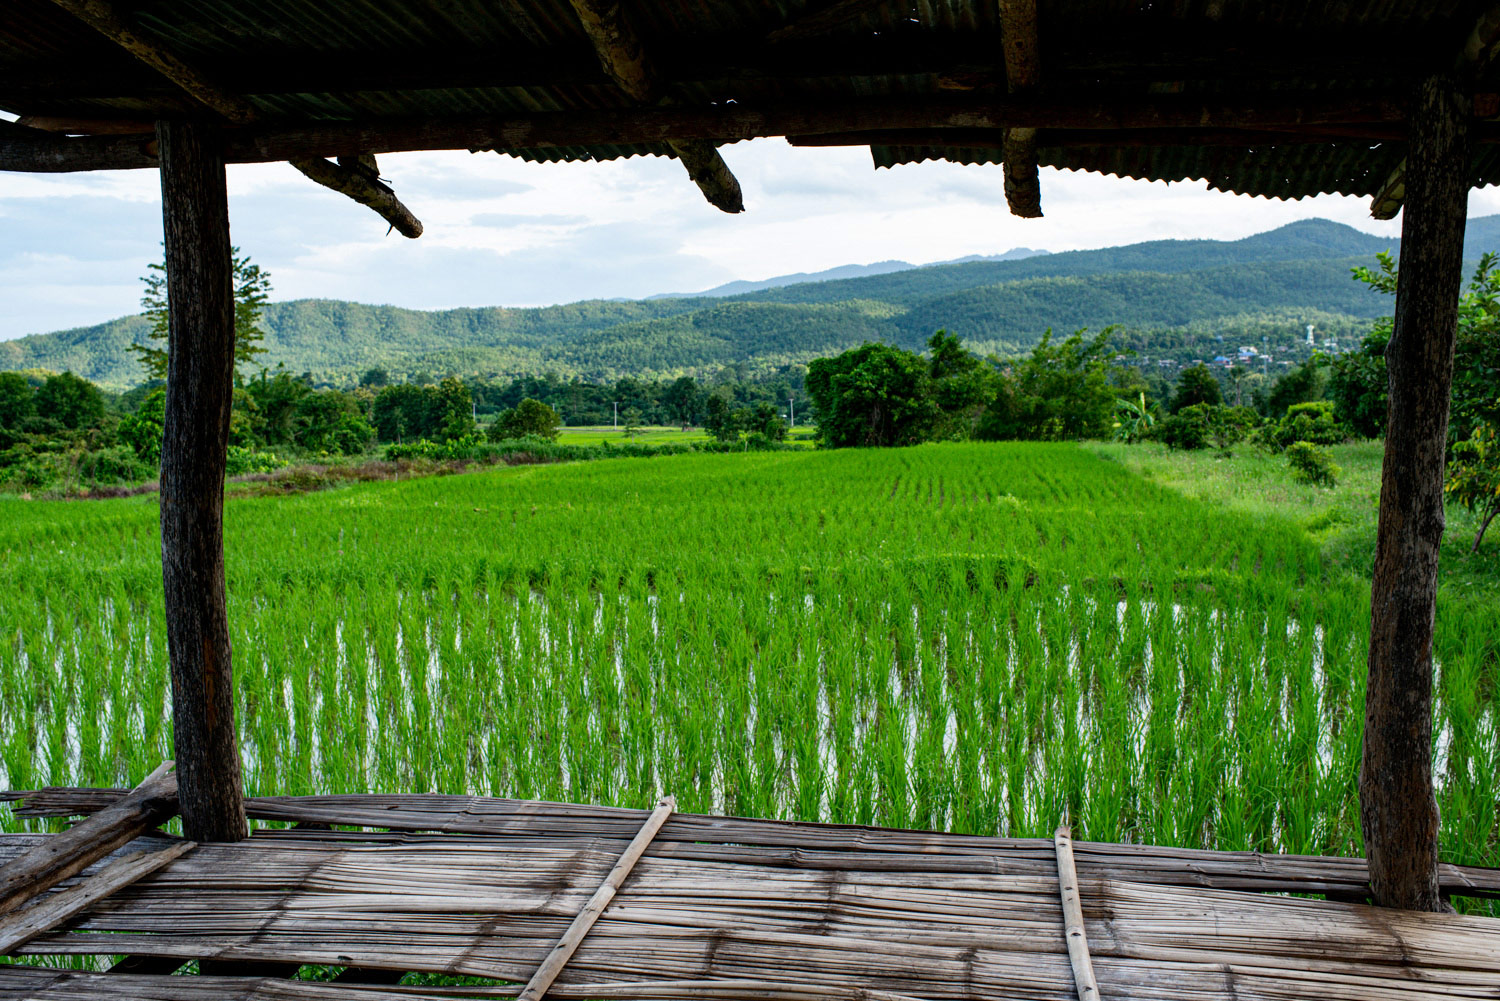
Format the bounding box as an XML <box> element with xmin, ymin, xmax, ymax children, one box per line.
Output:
<box><xmin>0</xmin><ymin>92</ymin><xmax>1422</xmax><ymax>173</ymax></box>
<box><xmin>766</xmin><ymin>0</ymin><xmax>891</xmax><ymax>43</ymax></box>
<box><xmin>43</xmin><ymin>0</ymin><xmax>423</xmax><ymax>235</ymax></box>
<box><xmin>565</xmin><ymin>0</ymin><xmax>743</xmax><ymax>213</ymax></box>
<box><xmin>998</xmin><ymin>0</ymin><xmax>1041</xmax><ymax>218</ymax></box>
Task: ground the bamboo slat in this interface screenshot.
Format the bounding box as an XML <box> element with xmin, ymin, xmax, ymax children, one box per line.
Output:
<box><xmin>1052</xmin><ymin>828</ymin><xmax>1099</xmax><ymax>1001</ymax></box>
<box><xmin>9</xmin><ymin>788</ymin><xmax>1499</xmax><ymax>899</ymax></box>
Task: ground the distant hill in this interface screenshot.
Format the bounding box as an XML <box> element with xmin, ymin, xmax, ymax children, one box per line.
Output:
<box><xmin>650</xmin><ymin>247</ymin><xmax>1050</xmax><ymax>298</ymax></box>
<box><xmin>9</xmin><ymin>216</ymin><xmax>1494</xmax><ymax>389</ymax></box>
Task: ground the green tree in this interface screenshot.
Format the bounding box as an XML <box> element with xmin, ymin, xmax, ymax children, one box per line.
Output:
<box><xmin>1265</xmin><ymin>353</ymin><xmax>1328</xmax><ymax>417</ymax></box>
<box><xmin>1169</xmin><ymin>363</ymin><xmax>1222</xmax><ymax>413</ymax></box>
<box><xmin>807</xmin><ymin>342</ymin><xmax>937</xmax><ymax>448</ymax></box>
<box><xmin>663</xmin><ymin>376</ymin><xmax>702</xmax><ymax>427</ymax></box>
<box><xmin>745</xmin><ymin>401</ymin><xmax>788</xmax><ymax>442</ymax></box>
<box><xmin>360</xmin><ymin>367</ymin><xmax>390</xmax><ymax>388</ymax></box>
<box><xmin>621</xmin><ymin>406</ymin><xmax>643</xmax><ymax>438</ymax></box>
<box><xmin>1341</xmin><ymin>251</ymin><xmax>1500</xmax><ymax>443</ymax></box>
<box><xmin>490</xmin><ymin>397</ymin><xmax>561</xmax><ymax>441</ymax></box>
<box><xmin>118</xmin><ymin>389</ymin><xmax>166</xmax><ymax>464</ymax></box>
<box><xmin>0</xmin><ymin>372</ymin><xmax>34</xmax><ymax>430</ymax></box>
<box><xmin>927</xmin><ymin>329</ymin><xmax>997</xmax><ymax>440</ymax></box>
<box><xmin>702</xmin><ymin>394</ymin><xmax>740</xmax><ymax>443</ymax></box>
<box><xmin>978</xmin><ymin>329</ymin><xmax>1119</xmax><ymax>441</ymax></box>
<box><xmin>1446</xmin><ymin>419</ymin><xmax>1500</xmax><ymax>552</ymax></box>
<box><xmin>437</xmin><ymin>378</ymin><xmax>477</xmax><ymax>442</ymax></box>
<box><xmin>34</xmin><ymin>371</ymin><xmax>104</xmax><ymax>430</ymax></box>
<box><xmin>1113</xmin><ymin>392</ymin><xmax>1157</xmax><ymax>442</ymax></box>
<box><xmin>134</xmin><ymin>247</ymin><xmax>271</xmax><ymax>380</ymax></box>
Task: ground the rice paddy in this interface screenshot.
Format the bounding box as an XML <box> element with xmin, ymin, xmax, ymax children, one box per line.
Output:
<box><xmin>0</xmin><ymin>442</ymin><xmax>1495</xmax><ymax>894</ymax></box>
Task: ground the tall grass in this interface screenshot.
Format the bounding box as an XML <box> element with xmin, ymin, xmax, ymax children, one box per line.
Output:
<box><xmin>0</xmin><ymin>443</ymin><xmax>1494</xmax><ymax>903</ymax></box>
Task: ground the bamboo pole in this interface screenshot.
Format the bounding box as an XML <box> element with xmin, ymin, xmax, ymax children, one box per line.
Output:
<box><xmin>1054</xmin><ymin>827</ymin><xmax>1100</xmax><ymax>1001</ymax></box>
<box><xmin>516</xmin><ymin>796</ymin><xmax>676</xmax><ymax>1001</ymax></box>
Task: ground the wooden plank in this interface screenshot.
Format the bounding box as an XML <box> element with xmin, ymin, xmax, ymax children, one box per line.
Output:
<box><xmin>516</xmin><ymin>796</ymin><xmax>675</xmax><ymax>1001</ymax></box>
<box><xmin>0</xmin><ymin>762</ymin><xmax>178</xmax><ymax>916</ymax></box>
<box><xmin>289</xmin><ymin>156</ymin><xmax>423</xmax><ymax>238</ymax></box>
<box><xmin>1053</xmin><ymin>827</ymin><xmax>1100</xmax><ymax>1001</ymax></box>
<box><xmin>0</xmin><ymin>841</ymin><xmax>193</xmax><ymax>955</ymax></box>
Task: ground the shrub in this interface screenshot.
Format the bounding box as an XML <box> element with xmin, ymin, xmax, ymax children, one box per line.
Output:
<box><xmin>1445</xmin><ymin>420</ymin><xmax>1500</xmax><ymax>552</ymax></box>
<box><xmin>77</xmin><ymin>446</ymin><xmax>152</xmax><ymax>485</ymax></box>
<box><xmin>226</xmin><ymin>445</ymin><xmax>283</xmax><ymax>476</ymax></box>
<box><xmin>1286</xmin><ymin>441</ymin><xmax>1341</xmax><ymax>488</ymax></box>
<box><xmin>1157</xmin><ymin>404</ymin><xmax>1258</xmax><ymax>451</ymax></box>
<box><xmin>1257</xmin><ymin>400</ymin><xmax>1347</xmax><ymax>451</ymax></box>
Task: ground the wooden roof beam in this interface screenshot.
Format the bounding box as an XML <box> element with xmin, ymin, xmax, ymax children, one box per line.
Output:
<box><xmin>998</xmin><ymin>0</ymin><xmax>1041</xmax><ymax>218</ymax></box>
<box><xmin>566</xmin><ymin>0</ymin><xmax>743</xmax><ymax>213</ymax></box>
<box><xmin>1371</xmin><ymin>2</ymin><xmax>1500</xmax><ymax>218</ymax></box>
<box><xmin>0</xmin><ymin>93</ymin><xmax>1424</xmax><ymax>173</ymax></box>
<box><xmin>766</xmin><ymin>0</ymin><xmax>890</xmax><ymax>43</ymax></box>
<box><xmin>290</xmin><ymin>155</ymin><xmax>423</xmax><ymax>238</ymax></box>
<box><xmin>45</xmin><ymin>0</ymin><xmax>423</xmax><ymax>235</ymax></box>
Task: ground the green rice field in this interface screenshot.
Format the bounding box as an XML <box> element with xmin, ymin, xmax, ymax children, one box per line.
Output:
<box><xmin>1</xmin><ymin>442</ymin><xmax>1496</xmax><ymax>895</ymax></box>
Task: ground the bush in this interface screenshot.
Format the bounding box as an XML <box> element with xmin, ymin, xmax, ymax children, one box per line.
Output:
<box><xmin>1157</xmin><ymin>404</ymin><xmax>1259</xmax><ymax>451</ymax></box>
<box><xmin>1257</xmin><ymin>400</ymin><xmax>1346</xmax><ymax>452</ymax></box>
<box><xmin>226</xmin><ymin>445</ymin><xmax>283</xmax><ymax>476</ymax></box>
<box><xmin>77</xmin><ymin>446</ymin><xmax>152</xmax><ymax>485</ymax></box>
<box><xmin>1286</xmin><ymin>441</ymin><xmax>1341</xmax><ymax>488</ymax></box>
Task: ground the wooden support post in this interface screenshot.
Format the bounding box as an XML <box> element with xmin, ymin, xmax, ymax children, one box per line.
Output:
<box><xmin>998</xmin><ymin>0</ymin><xmax>1042</xmax><ymax>218</ymax></box>
<box><xmin>157</xmin><ymin>119</ymin><xmax>248</xmax><ymax>845</ymax></box>
<box><xmin>1359</xmin><ymin>72</ymin><xmax>1469</xmax><ymax>912</ymax></box>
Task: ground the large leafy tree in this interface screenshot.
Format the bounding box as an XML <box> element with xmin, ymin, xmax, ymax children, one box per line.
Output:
<box><xmin>927</xmin><ymin>329</ymin><xmax>998</xmax><ymax>440</ymax></box>
<box><xmin>33</xmin><ymin>371</ymin><xmax>104</xmax><ymax>430</ymax></box>
<box><xmin>1337</xmin><ymin>251</ymin><xmax>1500</xmax><ymax>445</ymax></box>
<box><xmin>133</xmin><ymin>247</ymin><xmax>271</xmax><ymax>381</ymax></box>
<box><xmin>0</xmin><ymin>372</ymin><xmax>34</xmax><ymax>430</ymax></box>
<box><xmin>978</xmin><ymin>328</ymin><xmax>1120</xmax><ymax>441</ymax></box>
<box><xmin>1169</xmin><ymin>362</ymin><xmax>1222</xmax><ymax>413</ymax></box>
<box><xmin>807</xmin><ymin>342</ymin><xmax>937</xmax><ymax>447</ymax></box>
<box><xmin>490</xmin><ymin>397</ymin><xmax>561</xmax><ymax>441</ymax></box>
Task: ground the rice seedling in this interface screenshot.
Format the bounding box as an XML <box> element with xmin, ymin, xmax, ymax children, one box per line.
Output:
<box><xmin>0</xmin><ymin>442</ymin><xmax>1494</xmax><ymax>910</ymax></box>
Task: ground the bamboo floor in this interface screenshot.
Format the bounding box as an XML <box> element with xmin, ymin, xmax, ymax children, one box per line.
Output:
<box><xmin>2</xmin><ymin>785</ymin><xmax>1499</xmax><ymax>1001</ymax></box>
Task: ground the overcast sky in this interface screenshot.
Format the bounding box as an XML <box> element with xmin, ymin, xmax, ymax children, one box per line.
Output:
<box><xmin>8</xmin><ymin>137</ymin><xmax>1500</xmax><ymax>342</ymax></box>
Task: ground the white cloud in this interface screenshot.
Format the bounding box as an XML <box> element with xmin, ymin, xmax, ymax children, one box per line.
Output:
<box><xmin>5</xmin><ymin>137</ymin><xmax>1496</xmax><ymax>341</ymax></box>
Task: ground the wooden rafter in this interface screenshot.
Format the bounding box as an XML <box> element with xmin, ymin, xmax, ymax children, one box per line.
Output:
<box><xmin>1369</xmin><ymin>1</ymin><xmax>1500</xmax><ymax>218</ymax></box>
<box><xmin>765</xmin><ymin>0</ymin><xmax>890</xmax><ymax>43</ymax></box>
<box><xmin>290</xmin><ymin>155</ymin><xmax>424</xmax><ymax>238</ymax></box>
<box><xmin>998</xmin><ymin>0</ymin><xmax>1041</xmax><ymax>218</ymax></box>
<box><xmin>565</xmin><ymin>0</ymin><xmax>744</xmax><ymax>213</ymax></box>
<box><xmin>0</xmin><ymin>92</ymin><xmax>1422</xmax><ymax>173</ymax></box>
<box><xmin>44</xmin><ymin>0</ymin><xmax>423</xmax><ymax>235</ymax></box>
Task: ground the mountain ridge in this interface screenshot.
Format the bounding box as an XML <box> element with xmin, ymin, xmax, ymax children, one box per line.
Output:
<box><xmin>6</xmin><ymin>216</ymin><xmax>1490</xmax><ymax>389</ymax></box>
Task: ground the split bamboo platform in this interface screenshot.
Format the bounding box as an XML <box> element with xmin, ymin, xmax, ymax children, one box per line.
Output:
<box><xmin>2</xmin><ymin>777</ymin><xmax>1499</xmax><ymax>1001</ymax></box>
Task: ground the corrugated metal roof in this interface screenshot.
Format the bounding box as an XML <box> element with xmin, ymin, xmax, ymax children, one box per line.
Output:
<box><xmin>2</xmin><ymin>0</ymin><xmax>1495</xmax><ymax>200</ymax></box>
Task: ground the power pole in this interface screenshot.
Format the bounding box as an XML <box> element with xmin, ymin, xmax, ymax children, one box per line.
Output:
<box><xmin>789</xmin><ymin>397</ymin><xmax>795</xmax><ymax>427</ymax></box>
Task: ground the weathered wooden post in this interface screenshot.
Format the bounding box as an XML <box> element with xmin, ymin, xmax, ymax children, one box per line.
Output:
<box><xmin>1359</xmin><ymin>72</ymin><xmax>1469</xmax><ymax>912</ymax></box>
<box><xmin>156</xmin><ymin>118</ymin><xmax>247</xmax><ymax>843</ymax></box>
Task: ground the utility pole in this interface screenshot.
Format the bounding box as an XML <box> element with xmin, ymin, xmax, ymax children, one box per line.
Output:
<box><xmin>789</xmin><ymin>397</ymin><xmax>795</xmax><ymax>427</ymax></box>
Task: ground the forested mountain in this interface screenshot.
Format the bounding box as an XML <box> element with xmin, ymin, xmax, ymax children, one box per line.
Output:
<box><xmin>9</xmin><ymin>216</ymin><xmax>1497</xmax><ymax>389</ymax></box>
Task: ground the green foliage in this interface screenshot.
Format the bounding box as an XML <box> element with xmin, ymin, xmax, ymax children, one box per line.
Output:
<box><xmin>1158</xmin><ymin>403</ymin><xmax>1259</xmax><ymax>451</ymax></box>
<box><xmin>34</xmin><ymin>371</ymin><xmax>104</xmax><ymax>430</ymax></box>
<box><xmin>1265</xmin><ymin>353</ymin><xmax>1329</xmax><ymax>417</ymax></box>
<box><xmin>490</xmin><ymin>398</ymin><xmax>561</xmax><ymax>442</ymax></box>
<box><xmin>1113</xmin><ymin>392</ymin><xmax>1157</xmax><ymax>442</ymax></box>
<box><xmin>1446</xmin><ymin>420</ymin><xmax>1500</xmax><ymax>552</ymax></box>
<box><xmin>1257</xmin><ymin>400</ymin><xmax>1347</xmax><ymax>452</ymax></box>
<box><xmin>1169</xmin><ymin>363</ymin><xmax>1222</xmax><ymax>413</ymax></box>
<box><xmin>928</xmin><ymin>329</ymin><xmax>999</xmax><ymax>440</ymax></box>
<box><xmin>1286</xmin><ymin>441</ymin><xmax>1342</xmax><ymax>488</ymax></box>
<box><xmin>225</xmin><ymin>445</ymin><xmax>284</xmax><ymax>477</ymax></box>
<box><xmin>0</xmin><ymin>372</ymin><xmax>35</xmax><ymax>430</ymax></box>
<box><xmin>132</xmin><ymin>248</ymin><xmax>272</xmax><ymax>380</ymax></box>
<box><xmin>1340</xmin><ymin>250</ymin><xmax>1500</xmax><ymax>444</ymax></box>
<box><xmin>978</xmin><ymin>329</ymin><xmax>1119</xmax><ymax>441</ymax></box>
<box><xmin>118</xmin><ymin>390</ymin><xmax>166</xmax><ymax>465</ymax></box>
<box><xmin>807</xmin><ymin>342</ymin><xmax>937</xmax><ymax>447</ymax></box>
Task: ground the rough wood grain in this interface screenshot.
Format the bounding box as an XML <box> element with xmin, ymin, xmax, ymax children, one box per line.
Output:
<box><xmin>289</xmin><ymin>156</ymin><xmax>423</xmax><ymax>237</ymax></box>
<box><xmin>157</xmin><ymin>119</ymin><xmax>248</xmax><ymax>845</ymax></box>
<box><xmin>0</xmin><ymin>763</ymin><xmax>178</xmax><ymax>916</ymax></box>
<box><xmin>1360</xmin><ymin>72</ymin><xmax>1470</xmax><ymax>913</ymax></box>
<box><xmin>998</xmin><ymin>0</ymin><xmax>1041</xmax><ymax>217</ymax></box>
<box><xmin>0</xmin><ymin>841</ymin><xmax>193</xmax><ymax>955</ymax></box>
